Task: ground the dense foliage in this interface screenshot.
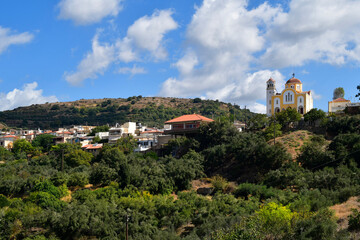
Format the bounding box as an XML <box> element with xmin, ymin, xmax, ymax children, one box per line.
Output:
<box><xmin>1</xmin><ymin>114</ymin><xmax>360</xmax><ymax>239</ymax></box>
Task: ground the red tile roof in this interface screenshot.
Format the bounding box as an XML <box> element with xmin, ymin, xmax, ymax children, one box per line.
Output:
<box><xmin>286</xmin><ymin>77</ymin><xmax>302</xmax><ymax>84</ymax></box>
<box><xmin>82</xmin><ymin>144</ymin><xmax>103</xmax><ymax>150</ymax></box>
<box><xmin>165</xmin><ymin>114</ymin><xmax>214</xmax><ymax>124</ymax></box>
<box><xmin>330</xmin><ymin>98</ymin><xmax>350</xmax><ymax>103</ymax></box>
<box><xmin>2</xmin><ymin>135</ymin><xmax>17</xmax><ymax>138</ymax></box>
<box><xmin>141</xmin><ymin>130</ymin><xmax>164</xmax><ymax>134</ymax></box>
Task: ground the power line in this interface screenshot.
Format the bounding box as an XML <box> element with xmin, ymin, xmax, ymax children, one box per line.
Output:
<box><xmin>310</xmin><ymin>148</ymin><xmax>360</xmax><ymax>170</ymax></box>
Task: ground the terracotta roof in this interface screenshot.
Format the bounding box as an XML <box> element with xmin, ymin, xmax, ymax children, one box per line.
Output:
<box><xmin>330</xmin><ymin>98</ymin><xmax>350</xmax><ymax>103</ymax></box>
<box><xmin>82</xmin><ymin>144</ymin><xmax>103</xmax><ymax>150</ymax></box>
<box><xmin>2</xmin><ymin>135</ymin><xmax>17</xmax><ymax>138</ymax></box>
<box><xmin>286</xmin><ymin>77</ymin><xmax>302</xmax><ymax>84</ymax></box>
<box><xmin>165</xmin><ymin>114</ymin><xmax>214</xmax><ymax>124</ymax></box>
<box><xmin>141</xmin><ymin>130</ymin><xmax>164</xmax><ymax>134</ymax></box>
<box><xmin>267</xmin><ymin>78</ymin><xmax>275</xmax><ymax>82</ymax></box>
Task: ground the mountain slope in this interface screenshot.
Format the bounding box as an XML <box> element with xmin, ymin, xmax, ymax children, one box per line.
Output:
<box><xmin>0</xmin><ymin>96</ymin><xmax>256</xmax><ymax>129</ymax></box>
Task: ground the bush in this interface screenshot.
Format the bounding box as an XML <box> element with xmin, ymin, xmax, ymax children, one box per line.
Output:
<box><xmin>211</xmin><ymin>175</ymin><xmax>228</xmax><ymax>193</ymax></box>
<box><xmin>348</xmin><ymin>209</ymin><xmax>360</xmax><ymax>231</ymax></box>
<box><xmin>64</xmin><ymin>150</ymin><xmax>93</xmax><ymax>167</ymax></box>
<box><xmin>67</xmin><ymin>172</ymin><xmax>89</xmax><ymax>187</ymax></box>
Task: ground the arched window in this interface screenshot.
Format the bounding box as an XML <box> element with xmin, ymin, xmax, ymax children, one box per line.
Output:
<box><xmin>300</xmin><ymin>98</ymin><xmax>302</xmax><ymax>103</ymax></box>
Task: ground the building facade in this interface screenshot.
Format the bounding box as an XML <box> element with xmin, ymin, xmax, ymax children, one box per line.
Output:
<box><xmin>266</xmin><ymin>76</ymin><xmax>313</xmax><ymax>116</ymax></box>
<box><xmin>328</xmin><ymin>98</ymin><xmax>351</xmax><ymax>113</ymax></box>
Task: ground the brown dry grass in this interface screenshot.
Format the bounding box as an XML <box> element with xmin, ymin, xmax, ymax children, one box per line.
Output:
<box><xmin>330</xmin><ymin>196</ymin><xmax>360</xmax><ymax>230</ymax></box>
<box><xmin>269</xmin><ymin>130</ymin><xmax>314</xmax><ymax>159</ymax></box>
<box><xmin>191</xmin><ymin>179</ymin><xmax>212</xmax><ymax>191</ymax></box>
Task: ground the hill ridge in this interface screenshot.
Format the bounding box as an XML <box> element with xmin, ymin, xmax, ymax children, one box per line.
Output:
<box><xmin>0</xmin><ymin>96</ymin><xmax>256</xmax><ymax>129</ymax></box>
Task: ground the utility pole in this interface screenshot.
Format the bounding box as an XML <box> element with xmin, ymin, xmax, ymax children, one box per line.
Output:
<box><xmin>244</xmin><ymin>105</ymin><xmax>247</xmax><ymax>131</ymax></box>
<box><xmin>61</xmin><ymin>149</ymin><xmax>64</xmax><ymax>171</ymax></box>
<box><xmin>273</xmin><ymin>118</ymin><xmax>276</xmax><ymax>145</ymax></box>
<box><xmin>125</xmin><ymin>209</ymin><xmax>130</xmax><ymax>240</ymax></box>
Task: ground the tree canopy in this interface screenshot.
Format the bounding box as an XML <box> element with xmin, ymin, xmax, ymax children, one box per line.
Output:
<box><xmin>333</xmin><ymin>87</ymin><xmax>345</xmax><ymax>99</ymax></box>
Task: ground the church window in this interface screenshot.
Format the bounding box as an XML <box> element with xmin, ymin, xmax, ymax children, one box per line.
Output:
<box><xmin>300</xmin><ymin>98</ymin><xmax>302</xmax><ymax>103</ymax></box>
<box><xmin>276</xmin><ymin>99</ymin><xmax>278</xmax><ymax>104</ymax></box>
<box><xmin>285</xmin><ymin>95</ymin><xmax>288</xmax><ymax>102</ymax></box>
<box><xmin>291</xmin><ymin>85</ymin><xmax>294</xmax><ymax>89</ymax></box>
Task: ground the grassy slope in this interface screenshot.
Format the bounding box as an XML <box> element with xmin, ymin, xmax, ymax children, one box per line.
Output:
<box><xmin>0</xmin><ymin>97</ymin><xmax>256</xmax><ymax>129</ymax></box>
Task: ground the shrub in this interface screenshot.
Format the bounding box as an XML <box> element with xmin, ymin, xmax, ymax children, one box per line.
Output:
<box><xmin>348</xmin><ymin>209</ymin><xmax>360</xmax><ymax>231</ymax></box>
<box><xmin>67</xmin><ymin>172</ymin><xmax>89</xmax><ymax>187</ymax></box>
<box><xmin>211</xmin><ymin>175</ymin><xmax>228</xmax><ymax>193</ymax></box>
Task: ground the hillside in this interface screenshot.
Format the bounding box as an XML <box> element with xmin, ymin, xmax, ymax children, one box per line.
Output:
<box><xmin>0</xmin><ymin>96</ymin><xmax>256</xmax><ymax>129</ymax></box>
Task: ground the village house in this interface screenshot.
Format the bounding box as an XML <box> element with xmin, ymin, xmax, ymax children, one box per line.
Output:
<box><xmin>328</xmin><ymin>98</ymin><xmax>351</xmax><ymax>113</ymax></box>
<box><xmin>164</xmin><ymin>114</ymin><xmax>214</xmax><ymax>136</ymax></box>
<box><xmin>82</xmin><ymin>143</ymin><xmax>103</xmax><ymax>155</ymax></box>
<box><xmin>0</xmin><ymin>135</ymin><xmax>18</xmax><ymax>150</ymax></box>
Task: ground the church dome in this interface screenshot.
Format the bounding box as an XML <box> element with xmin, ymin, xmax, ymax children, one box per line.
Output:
<box><xmin>286</xmin><ymin>77</ymin><xmax>302</xmax><ymax>84</ymax></box>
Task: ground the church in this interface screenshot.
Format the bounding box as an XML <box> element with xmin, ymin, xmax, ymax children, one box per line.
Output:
<box><xmin>266</xmin><ymin>75</ymin><xmax>313</xmax><ymax>116</ymax></box>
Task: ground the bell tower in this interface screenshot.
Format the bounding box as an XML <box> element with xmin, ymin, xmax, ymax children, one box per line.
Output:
<box><xmin>266</xmin><ymin>78</ymin><xmax>276</xmax><ymax>116</ymax></box>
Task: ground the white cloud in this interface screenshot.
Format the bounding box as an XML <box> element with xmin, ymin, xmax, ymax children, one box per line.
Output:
<box><xmin>310</xmin><ymin>89</ymin><xmax>322</xmax><ymax>100</ymax></box>
<box><xmin>248</xmin><ymin>102</ymin><xmax>267</xmax><ymax>114</ymax></box>
<box><xmin>65</xmin><ymin>10</ymin><xmax>177</xmax><ymax>85</ymax></box>
<box><xmin>118</xmin><ymin>65</ymin><xmax>147</xmax><ymax>75</ymax></box>
<box><xmin>0</xmin><ymin>82</ymin><xmax>58</xmax><ymax>111</ymax></box>
<box><xmin>58</xmin><ymin>0</ymin><xmax>123</xmax><ymax>25</ymax></box>
<box><xmin>64</xmin><ymin>32</ymin><xmax>115</xmax><ymax>86</ymax></box>
<box><xmin>159</xmin><ymin>0</ymin><xmax>282</xmax><ymax>106</ymax></box>
<box><xmin>126</xmin><ymin>10</ymin><xmax>178</xmax><ymax>60</ymax></box>
<box><xmin>160</xmin><ymin>0</ymin><xmax>360</xmax><ymax>108</ymax></box>
<box><xmin>0</xmin><ymin>26</ymin><xmax>34</xmax><ymax>54</ymax></box>
<box><xmin>261</xmin><ymin>0</ymin><xmax>360</xmax><ymax>68</ymax></box>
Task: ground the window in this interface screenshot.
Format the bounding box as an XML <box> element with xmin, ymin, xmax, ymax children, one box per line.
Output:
<box><xmin>269</xmin><ymin>100</ymin><xmax>271</xmax><ymax>104</ymax></box>
<box><xmin>300</xmin><ymin>98</ymin><xmax>302</xmax><ymax>103</ymax></box>
<box><xmin>276</xmin><ymin>99</ymin><xmax>279</xmax><ymax>104</ymax></box>
<box><xmin>291</xmin><ymin>85</ymin><xmax>294</xmax><ymax>89</ymax></box>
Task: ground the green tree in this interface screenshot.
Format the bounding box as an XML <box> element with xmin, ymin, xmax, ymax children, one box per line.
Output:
<box><xmin>248</xmin><ymin>114</ymin><xmax>269</xmax><ymax>130</ymax></box>
<box><xmin>64</xmin><ymin>149</ymin><xmax>93</xmax><ymax>167</ymax></box>
<box><xmin>115</xmin><ymin>136</ymin><xmax>138</xmax><ymax>154</ymax></box>
<box><xmin>298</xmin><ymin>136</ymin><xmax>334</xmax><ymax>169</ymax></box>
<box><xmin>264</xmin><ymin>122</ymin><xmax>282</xmax><ymax>141</ymax></box>
<box><xmin>32</xmin><ymin>134</ymin><xmax>54</xmax><ymax>152</ymax></box>
<box><xmin>304</xmin><ymin>108</ymin><xmax>326</xmax><ymax>125</ymax></box>
<box><xmin>88</xmin><ymin>125</ymin><xmax>109</xmax><ymax>136</ymax></box>
<box><xmin>333</xmin><ymin>87</ymin><xmax>345</xmax><ymax>100</ymax></box>
<box><xmin>356</xmin><ymin>85</ymin><xmax>360</xmax><ymax>100</ymax></box>
<box><xmin>13</xmin><ymin>139</ymin><xmax>34</xmax><ymax>154</ymax></box>
<box><xmin>275</xmin><ymin>108</ymin><xmax>301</xmax><ymax>128</ymax></box>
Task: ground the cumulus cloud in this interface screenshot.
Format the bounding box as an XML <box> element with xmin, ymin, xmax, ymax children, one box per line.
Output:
<box><xmin>159</xmin><ymin>0</ymin><xmax>360</xmax><ymax>113</ymax></box>
<box><xmin>65</xmin><ymin>10</ymin><xmax>177</xmax><ymax>85</ymax></box>
<box><xmin>64</xmin><ymin>32</ymin><xmax>115</xmax><ymax>86</ymax></box>
<box><xmin>126</xmin><ymin>10</ymin><xmax>178</xmax><ymax>59</ymax></box>
<box><xmin>261</xmin><ymin>0</ymin><xmax>360</xmax><ymax>67</ymax></box>
<box><xmin>0</xmin><ymin>26</ymin><xmax>34</xmax><ymax>54</ymax></box>
<box><xmin>159</xmin><ymin>0</ymin><xmax>282</xmax><ymax>112</ymax></box>
<box><xmin>58</xmin><ymin>0</ymin><xmax>123</xmax><ymax>25</ymax></box>
<box><xmin>118</xmin><ymin>65</ymin><xmax>147</xmax><ymax>75</ymax></box>
<box><xmin>0</xmin><ymin>82</ymin><xmax>58</xmax><ymax>111</ymax></box>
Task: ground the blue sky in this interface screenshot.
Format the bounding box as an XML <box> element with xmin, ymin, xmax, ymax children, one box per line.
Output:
<box><xmin>0</xmin><ymin>0</ymin><xmax>359</xmax><ymax>113</ymax></box>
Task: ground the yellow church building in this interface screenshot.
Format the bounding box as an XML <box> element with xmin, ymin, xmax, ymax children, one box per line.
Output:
<box><xmin>266</xmin><ymin>75</ymin><xmax>313</xmax><ymax>116</ymax></box>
